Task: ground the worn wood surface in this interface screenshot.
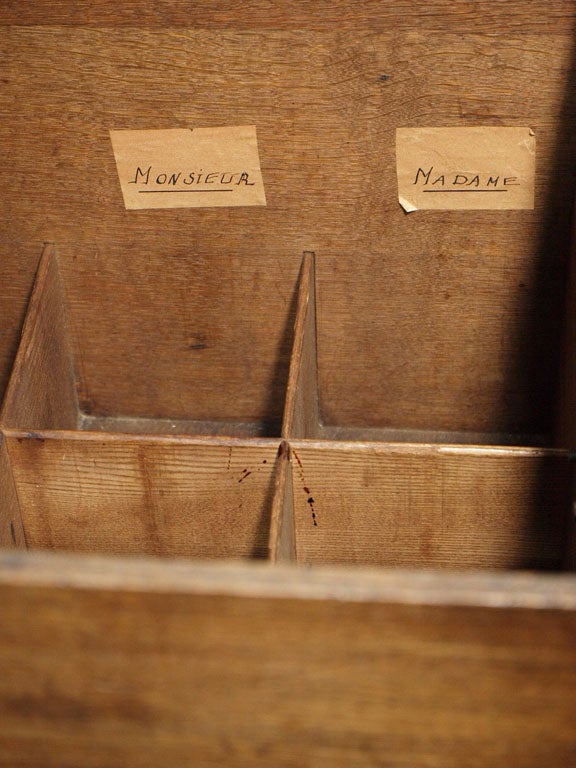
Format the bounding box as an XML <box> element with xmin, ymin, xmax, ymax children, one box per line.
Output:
<box><xmin>319</xmin><ymin>424</ymin><xmax>554</xmax><ymax>446</ymax></box>
<box><xmin>0</xmin><ymin>552</ymin><xmax>575</xmax><ymax>768</ymax></box>
<box><xmin>80</xmin><ymin>415</ymin><xmax>280</xmax><ymax>438</ymax></box>
<box><xmin>288</xmin><ymin>441</ymin><xmax>571</xmax><ymax>569</ymax></box>
<box><xmin>0</xmin><ymin>439</ymin><xmax>25</xmax><ymax>550</ymax></box>
<box><xmin>0</xmin><ymin>10</ymin><xmax>575</xmax><ymax>767</ymax></box>
<box><xmin>0</xmin><ymin>22</ymin><xmax>574</xmax><ymax>436</ymax></box>
<box><xmin>1</xmin><ymin>1</ymin><xmax>575</xmax><ymax>32</ymax></box>
<box><xmin>282</xmin><ymin>252</ymin><xmax>320</xmax><ymax>439</ymax></box>
<box><xmin>1</xmin><ymin>245</ymin><xmax>78</xmax><ymax>431</ymax></box>
<box><xmin>57</xmin><ymin>237</ymin><xmax>298</xmax><ymax>425</ymax></box>
<box><xmin>268</xmin><ymin>442</ymin><xmax>296</xmax><ymax>563</ymax></box>
<box><xmin>3</xmin><ymin>433</ymin><xmax>278</xmax><ymax>559</ymax></box>
<box><xmin>0</xmin><ymin>242</ymin><xmax>41</xmax><ymax>403</ymax></box>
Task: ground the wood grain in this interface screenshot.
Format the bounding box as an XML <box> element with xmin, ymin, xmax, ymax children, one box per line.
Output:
<box><xmin>0</xmin><ymin>439</ymin><xmax>25</xmax><ymax>550</ymax></box>
<box><xmin>1</xmin><ymin>1</ymin><xmax>575</xmax><ymax>32</ymax></box>
<box><xmin>3</xmin><ymin>433</ymin><xmax>278</xmax><ymax>559</ymax></box>
<box><xmin>0</xmin><ymin>245</ymin><xmax>79</xmax><ymax>431</ymax></box>
<box><xmin>58</xmin><ymin>236</ymin><xmax>298</xmax><ymax>425</ymax></box>
<box><xmin>288</xmin><ymin>441</ymin><xmax>571</xmax><ymax>570</ymax></box>
<box><xmin>268</xmin><ymin>441</ymin><xmax>296</xmax><ymax>563</ymax></box>
<box><xmin>0</xmin><ymin>242</ymin><xmax>42</xmax><ymax>403</ymax></box>
<box><xmin>319</xmin><ymin>424</ymin><xmax>552</xmax><ymax>446</ymax></box>
<box><xmin>0</xmin><ymin>551</ymin><xmax>575</xmax><ymax>768</ymax></box>
<box><xmin>0</xmin><ymin>14</ymin><xmax>575</xmax><ymax>767</ymax></box>
<box><xmin>0</xmin><ymin>27</ymin><xmax>574</xmax><ymax>436</ymax></box>
<box><xmin>282</xmin><ymin>252</ymin><xmax>320</xmax><ymax>439</ymax></box>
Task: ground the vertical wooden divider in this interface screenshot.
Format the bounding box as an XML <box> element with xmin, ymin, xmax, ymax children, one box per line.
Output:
<box><xmin>1</xmin><ymin>243</ymin><xmax>79</xmax><ymax>431</ymax></box>
<box><xmin>0</xmin><ymin>437</ymin><xmax>26</xmax><ymax>549</ymax></box>
<box><xmin>268</xmin><ymin>441</ymin><xmax>296</xmax><ymax>562</ymax></box>
<box><xmin>269</xmin><ymin>252</ymin><xmax>320</xmax><ymax>562</ymax></box>
<box><xmin>281</xmin><ymin>251</ymin><xmax>320</xmax><ymax>440</ymax></box>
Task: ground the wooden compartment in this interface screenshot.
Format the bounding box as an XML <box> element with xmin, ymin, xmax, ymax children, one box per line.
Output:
<box><xmin>0</xmin><ymin>244</ymin><xmax>293</xmax><ymax>440</ymax></box>
<box><xmin>0</xmin><ymin>245</ymin><xmax>283</xmax><ymax>558</ymax></box>
<box><xmin>283</xmin><ymin>440</ymin><xmax>571</xmax><ymax>569</ymax></box>
<box><xmin>1</xmin><ymin>3</ymin><xmax>576</xmax><ymax>766</ymax></box>
<box><xmin>271</xmin><ymin>254</ymin><xmax>575</xmax><ymax>571</ymax></box>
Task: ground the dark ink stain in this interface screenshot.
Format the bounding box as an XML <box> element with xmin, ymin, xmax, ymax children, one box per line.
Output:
<box><xmin>380</xmin><ymin>74</ymin><xmax>390</xmax><ymax>82</ymax></box>
<box><xmin>307</xmin><ymin>497</ymin><xmax>317</xmax><ymax>526</ymax></box>
<box><xmin>262</xmin><ymin>459</ymin><xmax>267</xmax><ymax>464</ymax></box>
<box><xmin>292</xmin><ymin>449</ymin><xmax>304</xmax><ymax>472</ymax></box>
<box><xmin>227</xmin><ymin>447</ymin><xmax>232</xmax><ymax>471</ymax></box>
<box><xmin>238</xmin><ymin>471</ymin><xmax>252</xmax><ymax>483</ymax></box>
<box><xmin>189</xmin><ymin>343</ymin><xmax>208</xmax><ymax>350</ymax></box>
<box><xmin>292</xmin><ymin>449</ymin><xmax>319</xmax><ymax>527</ymax></box>
<box><xmin>10</xmin><ymin>522</ymin><xmax>16</xmax><ymax>544</ymax></box>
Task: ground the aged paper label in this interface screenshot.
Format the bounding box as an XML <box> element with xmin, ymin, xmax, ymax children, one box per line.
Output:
<box><xmin>110</xmin><ymin>126</ymin><xmax>266</xmax><ymax>209</ymax></box>
<box><xmin>396</xmin><ymin>127</ymin><xmax>535</xmax><ymax>212</ymax></box>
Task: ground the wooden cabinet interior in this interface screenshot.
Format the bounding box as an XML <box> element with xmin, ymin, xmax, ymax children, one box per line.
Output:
<box><xmin>1</xmin><ymin>246</ymin><xmax>574</xmax><ymax>570</ymax></box>
<box><xmin>1</xmin><ymin>7</ymin><xmax>576</xmax><ymax>764</ymax></box>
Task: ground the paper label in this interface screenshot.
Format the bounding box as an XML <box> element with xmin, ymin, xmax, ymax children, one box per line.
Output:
<box><xmin>109</xmin><ymin>126</ymin><xmax>266</xmax><ymax>209</ymax></box>
<box><xmin>396</xmin><ymin>127</ymin><xmax>535</xmax><ymax>212</ymax></box>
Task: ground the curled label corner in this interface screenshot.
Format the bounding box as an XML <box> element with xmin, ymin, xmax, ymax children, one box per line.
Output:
<box><xmin>398</xmin><ymin>195</ymin><xmax>418</xmax><ymax>214</ymax></box>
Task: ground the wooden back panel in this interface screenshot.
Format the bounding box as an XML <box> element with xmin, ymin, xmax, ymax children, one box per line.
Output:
<box><xmin>0</xmin><ymin>5</ymin><xmax>575</xmax><ymax>438</ymax></box>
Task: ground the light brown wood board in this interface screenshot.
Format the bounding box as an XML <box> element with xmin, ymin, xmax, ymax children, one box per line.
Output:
<box><xmin>288</xmin><ymin>440</ymin><xmax>572</xmax><ymax>569</ymax></box>
<box><xmin>0</xmin><ymin>438</ymin><xmax>25</xmax><ymax>549</ymax></box>
<box><xmin>1</xmin><ymin>2</ymin><xmax>575</xmax><ymax>31</ymax></box>
<box><xmin>1</xmin><ymin>245</ymin><xmax>79</xmax><ymax>431</ymax></box>
<box><xmin>0</xmin><ymin>552</ymin><xmax>575</xmax><ymax>768</ymax></box>
<box><xmin>281</xmin><ymin>251</ymin><xmax>320</xmax><ymax>439</ymax></box>
<box><xmin>0</xmin><ymin>20</ymin><xmax>575</xmax><ymax>437</ymax></box>
<box><xmin>268</xmin><ymin>441</ymin><xmax>296</xmax><ymax>562</ymax></box>
<box><xmin>3</xmin><ymin>433</ymin><xmax>278</xmax><ymax>559</ymax></box>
